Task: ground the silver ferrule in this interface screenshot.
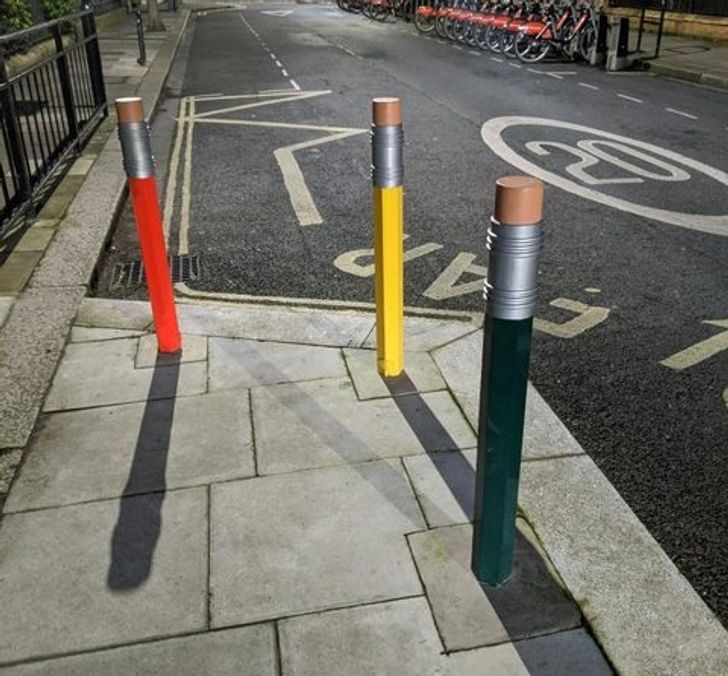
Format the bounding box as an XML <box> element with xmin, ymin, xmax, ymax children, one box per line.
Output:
<box><xmin>118</xmin><ymin>121</ymin><xmax>155</xmax><ymax>179</ymax></box>
<box><xmin>371</xmin><ymin>124</ymin><xmax>403</xmax><ymax>188</ymax></box>
<box><xmin>484</xmin><ymin>219</ymin><xmax>544</xmax><ymax>321</ymax></box>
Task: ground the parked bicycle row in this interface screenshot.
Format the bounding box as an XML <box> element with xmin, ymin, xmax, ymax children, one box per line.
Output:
<box><xmin>337</xmin><ymin>0</ymin><xmax>608</xmax><ymax>65</ymax></box>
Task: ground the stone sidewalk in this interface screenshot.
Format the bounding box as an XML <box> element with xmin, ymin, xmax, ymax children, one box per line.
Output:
<box><xmin>0</xmin><ymin>298</ymin><xmax>615</xmax><ymax>674</ymax></box>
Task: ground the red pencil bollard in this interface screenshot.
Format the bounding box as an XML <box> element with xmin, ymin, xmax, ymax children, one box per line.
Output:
<box><xmin>116</xmin><ymin>97</ymin><xmax>181</xmax><ymax>353</ymax></box>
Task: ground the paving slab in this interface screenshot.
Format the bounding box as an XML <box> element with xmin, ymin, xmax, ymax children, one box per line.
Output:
<box><xmin>403</xmin><ymin>450</ymin><xmax>477</xmax><ymax>527</ymax></box>
<box><xmin>519</xmin><ymin>455</ymin><xmax>728</xmax><ymax>676</ymax></box>
<box><xmin>343</xmin><ymin>348</ymin><xmax>446</xmax><ymax>400</ymax></box>
<box><xmin>432</xmin><ymin>330</ymin><xmax>583</xmax><ymax>459</ymax></box>
<box><xmin>43</xmin><ymin>338</ymin><xmax>207</xmax><ymax>411</ymax></box>
<box><xmin>408</xmin><ymin>523</ymin><xmax>581</xmax><ymax>652</ymax></box>
<box><xmin>362</xmin><ymin>315</ymin><xmax>481</xmax><ymax>352</ymax></box>
<box><xmin>0</xmin><ymin>286</ymin><xmax>86</xmax><ymax>447</ymax></box>
<box><xmin>70</xmin><ymin>326</ymin><xmax>147</xmax><ymax>342</ymax></box>
<box><xmin>0</xmin><ymin>251</ymin><xmax>43</xmax><ymax>292</ymax></box>
<box><xmin>210</xmin><ymin>461</ymin><xmax>425</xmax><ymax>627</ymax></box>
<box><xmin>0</xmin><ymin>624</ymin><xmax>278</xmax><ymax>676</ymax></box>
<box><xmin>14</xmin><ymin>227</ymin><xmax>54</xmax><ymax>252</ymax></box>
<box><xmin>6</xmin><ymin>390</ymin><xmax>253</xmax><ymax>512</ymax></box>
<box><xmin>445</xmin><ymin>644</ymin><xmax>529</xmax><ymax>675</ymax></box>
<box><xmin>209</xmin><ymin>337</ymin><xmax>346</xmax><ymax>390</ymax></box>
<box><xmin>135</xmin><ymin>333</ymin><xmax>208</xmax><ymax>368</ymax></box>
<box><xmin>176</xmin><ymin>301</ymin><xmax>375</xmax><ymax>347</ymax></box>
<box><xmin>513</xmin><ymin>628</ymin><xmax>614</xmax><ymax>676</ymax></box>
<box><xmin>252</xmin><ymin>377</ymin><xmax>476</xmax><ymax>475</ymax></box>
<box><xmin>0</xmin><ymin>449</ymin><xmax>23</xmax><ymax>495</ymax></box>
<box><xmin>278</xmin><ymin>598</ymin><xmax>445</xmax><ymax>676</ymax></box>
<box><xmin>0</xmin><ymin>295</ymin><xmax>13</xmax><ymax>328</ymax></box>
<box><xmin>0</xmin><ymin>488</ymin><xmax>208</xmax><ymax>664</ymax></box>
<box><xmin>76</xmin><ymin>297</ymin><xmax>153</xmax><ymax>330</ymax></box>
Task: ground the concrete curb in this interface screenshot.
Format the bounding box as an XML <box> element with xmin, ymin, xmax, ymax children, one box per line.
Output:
<box><xmin>648</xmin><ymin>63</ymin><xmax>728</xmax><ymax>91</ymax></box>
<box><xmin>0</xmin><ymin>10</ymin><xmax>191</xmax><ymax>450</ymax></box>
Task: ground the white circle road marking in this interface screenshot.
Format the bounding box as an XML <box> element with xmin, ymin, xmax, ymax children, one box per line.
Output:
<box><xmin>481</xmin><ymin>116</ymin><xmax>728</xmax><ymax>236</ymax></box>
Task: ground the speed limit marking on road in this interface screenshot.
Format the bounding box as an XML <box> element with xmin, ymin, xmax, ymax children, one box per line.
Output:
<box><xmin>481</xmin><ymin>116</ymin><xmax>728</xmax><ymax>236</ymax></box>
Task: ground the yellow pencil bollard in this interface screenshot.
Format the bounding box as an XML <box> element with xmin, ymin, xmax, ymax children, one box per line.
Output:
<box><xmin>371</xmin><ymin>97</ymin><xmax>404</xmax><ymax>377</ymax></box>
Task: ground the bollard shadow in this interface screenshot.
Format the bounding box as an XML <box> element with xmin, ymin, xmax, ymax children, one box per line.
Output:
<box><xmin>385</xmin><ymin>373</ymin><xmax>582</xmax><ymax>657</ymax></box>
<box><xmin>107</xmin><ymin>353</ymin><xmax>181</xmax><ymax>592</ymax></box>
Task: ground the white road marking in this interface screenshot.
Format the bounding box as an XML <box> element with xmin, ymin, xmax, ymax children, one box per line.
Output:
<box><xmin>545</xmin><ymin>72</ymin><xmax>563</xmax><ymax>79</ymax></box>
<box><xmin>423</xmin><ymin>253</ymin><xmax>487</xmax><ymax>301</ymax></box>
<box><xmin>491</xmin><ymin>57</ymin><xmax>504</xmax><ymax>63</ymax></box>
<box><xmin>546</xmin><ymin>71</ymin><xmax>576</xmax><ymax>79</ymax></box>
<box><xmin>482</xmin><ymin>116</ymin><xmax>728</xmax><ymax>236</ymax></box>
<box><xmin>534</xmin><ymin>298</ymin><xmax>610</xmax><ymax>339</ymax></box>
<box><xmin>578</xmin><ymin>82</ymin><xmax>599</xmax><ymax>90</ymax></box>
<box><xmin>527</xmin><ymin>68</ymin><xmax>541</xmax><ymax>74</ymax></box>
<box><xmin>660</xmin><ymin>320</ymin><xmax>728</xmax><ymax>370</ymax></box>
<box><xmin>584</xmin><ymin>287</ymin><xmax>601</xmax><ymax>293</ymax></box>
<box><xmin>334</xmin><ymin>239</ymin><xmax>443</xmax><ymax>277</ymax></box>
<box><xmin>270</xmin><ymin>53</ymin><xmax>277</xmax><ymax>60</ymax></box>
<box><xmin>281</xmin><ymin>69</ymin><xmax>288</xmax><ymax>77</ymax></box>
<box><xmin>275</xmin><ymin>129</ymin><xmax>366</xmax><ymax>226</ymax></box>
<box><xmin>290</xmin><ymin>79</ymin><xmax>301</xmax><ymax>90</ymax></box>
<box><xmin>337</xmin><ymin>45</ymin><xmax>358</xmax><ymax>57</ymax></box>
<box><xmin>275</xmin><ymin>60</ymin><xmax>283</xmax><ymax>67</ymax></box>
<box><xmin>162</xmin><ymin>96</ymin><xmax>189</xmax><ymax>244</ymax></box>
<box><xmin>666</xmin><ymin>107</ymin><xmax>698</xmax><ymax>120</ymax></box>
<box><xmin>509</xmin><ymin>63</ymin><xmax>522</xmax><ymax>69</ymax></box>
<box><xmin>260</xmin><ymin>9</ymin><xmax>294</xmax><ymax>16</ymax></box>
<box><xmin>195</xmin><ymin>90</ymin><xmax>330</xmax><ymax>119</ymax></box>
<box><xmin>178</xmin><ymin>97</ymin><xmax>195</xmax><ymax>255</ymax></box>
<box><xmin>618</xmin><ymin>93</ymin><xmax>643</xmax><ymax>103</ymax></box>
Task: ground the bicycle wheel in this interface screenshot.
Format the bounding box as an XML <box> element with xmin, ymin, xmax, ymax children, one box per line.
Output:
<box><xmin>515</xmin><ymin>36</ymin><xmax>551</xmax><ymax>63</ymax></box>
<box><xmin>501</xmin><ymin>31</ymin><xmax>517</xmax><ymax>58</ymax></box>
<box><xmin>485</xmin><ymin>25</ymin><xmax>501</xmax><ymax>52</ymax></box>
<box><xmin>373</xmin><ymin>4</ymin><xmax>392</xmax><ymax>21</ymax></box>
<box><xmin>577</xmin><ymin>23</ymin><xmax>596</xmax><ymax>61</ymax></box>
<box><xmin>415</xmin><ymin>12</ymin><xmax>436</xmax><ymax>33</ymax></box>
<box><xmin>475</xmin><ymin>23</ymin><xmax>490</xmax><ymax>50</ymax></box>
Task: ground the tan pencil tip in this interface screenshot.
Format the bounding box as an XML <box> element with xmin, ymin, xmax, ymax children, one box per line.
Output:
<box><xmin>372</xmin><ymin>97</ymin><xmax>401</xmax><ymax>126</ymax></box>
<box><xmin>494</xmin><ymin>176</ymin><xmax>544</xmax><ymax>225</ymax></box>
<box><xmin>115</xmin><ymin>97</ymin><xmax>145</xmax><ymax>123</ymax></box>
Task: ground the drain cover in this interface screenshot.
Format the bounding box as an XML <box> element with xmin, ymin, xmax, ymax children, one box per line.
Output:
<box><xmin>111</xmin><ymin>254</ymin><xmax>201</xmax><ymax>289</ymax></box>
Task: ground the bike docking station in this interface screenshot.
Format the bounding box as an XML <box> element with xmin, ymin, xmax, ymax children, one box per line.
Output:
<box><xmin>116</xmin><ymin>97</ymin><xmax>181</xmax><ymax>354</ymax></box>
<box><xmin>606</xmin><ymin>16</ymin><xmax>632</xmax><ymax>71</ymax></box>
<box><xmin>472</xmin><ymin>176</ymin><xmax>545</xmax><ymax>586</ymax></box>
<box><xmin>371</xmin><ymin>97</ymin><xmax>405</xmax><ymax>378</ymax></box>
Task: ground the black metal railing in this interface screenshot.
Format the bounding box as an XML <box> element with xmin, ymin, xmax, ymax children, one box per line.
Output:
<box><xmin>610</xmin><ymin>0</ymin><xmax>728</xmax><ymax>16</ymax></box>
<box><xmin>0</xmin><ymin>8</ymin><xmax>107</xmax><ymax>237</ymax></box>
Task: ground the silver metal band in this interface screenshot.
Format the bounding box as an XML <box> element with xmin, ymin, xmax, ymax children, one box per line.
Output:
<box><xmin>118</xmin><ymin>121</ymin><xmax>155</xmax><ymax>179</ymax></box>
<box><xmin>484</xmin><ymin>219</ymin><xmax>544</xmax><ymax>321</ymax></box>
<box><xmin>371</xmin><ymin>124</ymin><xmax>403</xmax><ymax>188</ymax></box>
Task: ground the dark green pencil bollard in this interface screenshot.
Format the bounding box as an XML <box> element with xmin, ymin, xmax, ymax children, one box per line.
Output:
<box><xmin>472</xmin><ymin>176</ymin><xmax>545</xmax><ymax>586</ymax></box>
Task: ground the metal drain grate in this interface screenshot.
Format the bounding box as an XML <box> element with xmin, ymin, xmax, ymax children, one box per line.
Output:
<box><xmin>111</xmin><ymin>254</ymin><xmax>201</xmax><ymax>289</ymax></box>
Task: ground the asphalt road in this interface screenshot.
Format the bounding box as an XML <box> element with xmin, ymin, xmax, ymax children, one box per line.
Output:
<box><xmin>97</xmin><ymin>2</ymin><xmax>728</xmax><ymax>625</ymax></box>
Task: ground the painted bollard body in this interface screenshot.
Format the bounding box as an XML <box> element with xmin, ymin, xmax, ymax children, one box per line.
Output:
<box><xmin>116</xmin><ymin>97</ymin><xmax>181</xmax><ymax>354</ymax></box>
<box><xmin>472</xmin><ymin>176</ymin><xmax>544</xmax><ymax>586</ymax></box>
<box><xmin>372</xmin><ymin>97</ymin><xmax>404</xmax><ymax>378</ymax></box>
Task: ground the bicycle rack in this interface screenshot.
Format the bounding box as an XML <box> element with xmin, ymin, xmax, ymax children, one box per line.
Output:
<box><xmin>634</xmin><ymin>0</ymin><xmax>667</xmax><ymax>61</ymax></box>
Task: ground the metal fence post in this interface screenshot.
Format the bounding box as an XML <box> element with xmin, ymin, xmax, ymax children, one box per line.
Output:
<box><xmin>51</xmin><ymin>24</ymin><xmax>79</xmax><ymax>141</ymax></box>
<box><xmin>81</xmin><ymin>4</ymin><xmax>107</xmax><ymax>111</ymax></box>
<box><xmin>116</xmin><ymin>97</ymin><xmax>181</xmax><ymax>354</ymax></box>
<box><xmin>371</xmin><ymin>97</ymin><xmax>404</xmax><ymax>378</ymax></box>
<box><xmin>471</xmin><ymin>176</ymin><xmax>544</xmax><ymax>586</ymax></box>
<box><xmin>0</xmin><ymin>50</ymin><xmax>34</xmax><ymax>215</ymax></box>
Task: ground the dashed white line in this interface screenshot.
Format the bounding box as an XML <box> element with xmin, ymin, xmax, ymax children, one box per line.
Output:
<box><xmin>290</xmin><ymin>79</ymin><xmax>301</xmax><ymax>91</ymax></box>
<box><xmin>452</xmin><ymin>45</ymin><xmax>463</xmax><ymax>51</ymax></box>
<box><xmin>281</xmin><ymin>69</ymin><xmax>288</xmax><ymax>76</ymax></box>
<box><xmin>618</xmin><ymin>93</ymin><xmax>643</xmax><ymax>103</ymax></box>
<box><xmin>270</xmin><ymin>53</ymin><xmax>277</xmax><ymax>60</ymax></box>
<box><xmin>491</xmin><ymin>57</ymin><xmax>504</xmax><ymax>63</ymax></box>
<box><xmin>578</xmin><ymin>82</ymin><xmax>599</xmax><ymax>90</ymax></box>
<box><xmin>545</xmin><ymin>72</ymin><xmax>564</xmax><ymax>80</ymax></box>
<box><xmin>666</xmin><ymin>107</ymin><xmax>698</xmax><ymax>120</ymax></box>
<box><xmin>275</xmin><ymin>60</ymin><xmax>283</xmax><ymax>67</ymax></box>
<box><xmin>527</xmin><ymin>68</ymin><xmax>541</xmax><ymax>74</ymax></box>
<box><xmin>509</xmin><ymin>63</ymin><xmax>522</xmax><ymax>69</ymax></box>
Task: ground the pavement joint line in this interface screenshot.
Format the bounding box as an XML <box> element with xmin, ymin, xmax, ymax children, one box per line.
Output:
<box><xmin>666</xmin><ymin>107</ymin><xmax>698</xmax><ymax>119</ymax></box>
<box><xmin>399</xmin><ymin>457</ymin><xmax>434</xmax><ymax>531</ymax></box>
<box><xmin>578</xmin><ymin>82</ymin><xmax>599</xmax><ymax>90</ymax></box>
<box><xmin>522</xmin><ymin>452</ymin><xmax>586</xmax><ymax>463</ymax></box>
<box><xmin>273</xmin><ymin>622</ymin><xmax>283</xmax><ymax>676</ymax></box>
<box><xmin>206</xmin><ymin>484</ymin><xmax>213</xmax><ymax>631</ymax></box>
<box><xmin>248</xmin><ymin>389</ymin><xmax>260</xmax><ymax>477</ymax></box>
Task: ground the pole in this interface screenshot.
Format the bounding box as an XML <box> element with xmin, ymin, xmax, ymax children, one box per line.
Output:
<box><xmin>371</xmin><ymin>97</ymin><xmax>404</xmax><ymax>378</ymax></box>
<box><xmin>471</xmin><ymin>176</ymin><xmax>544</xmax><ymax>586</ymax></box>
<box><xmin>135</xmin><ymin>9</ymin><xmax>147</xmax><ymax>66</ymax></box>
<box><xmin>116</xmin><ymin>97</ymin><xmax>181</xmax><ymax>354</ymax></box>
